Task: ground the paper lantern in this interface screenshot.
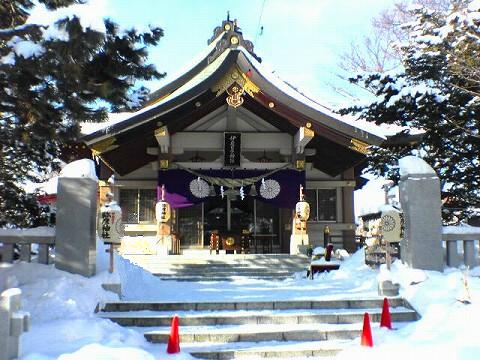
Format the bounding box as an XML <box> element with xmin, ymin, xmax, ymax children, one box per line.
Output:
<box><xmin>156</xmin><ymin>200</ymin><xmax>171</xmax><ymax>223</ymax></box>
<box><xmin>295</xmin><ymin>200</ymin><xmax>310</xmax><ymax>221</ymax></box>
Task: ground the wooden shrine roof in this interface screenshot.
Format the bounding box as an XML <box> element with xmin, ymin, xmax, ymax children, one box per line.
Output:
<box><xmin>83</xmin><ymin>20</ymin><xmax>384</xmax><ymax>177</ymax></box>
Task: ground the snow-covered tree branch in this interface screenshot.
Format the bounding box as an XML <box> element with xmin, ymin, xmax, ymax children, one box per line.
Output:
<box><xmin>0</xmin><ymin>0</ymin><xmax>164</xmax><ymax>227</ymax></box>
<box><xmin>340</xmin><ymin>0</ymin><xmax>480</xmax><ymax>223</ymax></box>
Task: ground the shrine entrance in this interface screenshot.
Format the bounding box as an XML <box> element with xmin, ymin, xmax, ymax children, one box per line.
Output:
<box><xmin>177</xmin><ymin>196</ymin><xmax>283</xmax><ymax>253</ymax></box>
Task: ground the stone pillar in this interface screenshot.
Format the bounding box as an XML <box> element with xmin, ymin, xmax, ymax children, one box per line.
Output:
<box><xmin>55</xmin><ymin>177</ymin><xmax>98</xmax><ymax>277</ymax></box>
<box><xmin>463</xmin><ymin>240</ymin><xmax>477</xmax><ymax>269</ymax></box>
<box><xmin>398</xmin><ymin>156</ymin><xmax>443</xmax><ymax>272</ymax></box>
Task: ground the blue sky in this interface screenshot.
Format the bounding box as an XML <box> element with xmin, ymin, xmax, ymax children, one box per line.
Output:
<box><xmin>104</xmin><ymin>0</ymin><xmax>396</xmax><ymax>108</ymax></box>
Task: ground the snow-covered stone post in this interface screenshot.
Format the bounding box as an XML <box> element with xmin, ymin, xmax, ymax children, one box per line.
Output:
<box><xmin>398</xmin><ymin>156</ymin><xmax>443</xmax><ymax>272</ymax></box>
<box><xmin>0</xmin><ymin>288</ymin><xmax>30</xmax><ymax>360</ymax></box>
<box><xmin>55</xmin><ymin>159</ymin><xmax>98</xmax><ymax>277</ymax></box>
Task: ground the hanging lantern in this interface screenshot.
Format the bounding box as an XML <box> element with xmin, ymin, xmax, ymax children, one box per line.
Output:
<box><xmin>155</xmin><ymin>184</ymin><xmax>171</xmax><ymax>223</ymax></box>
<box><xmin>155</xmin><ymin>201</ymin><xmax>171</xmax><ymax>223</ymax></box>
<box><xmin>295</xmin><ymin>185</ymin><xmax>310</xmax><ymax>221</ymax></box>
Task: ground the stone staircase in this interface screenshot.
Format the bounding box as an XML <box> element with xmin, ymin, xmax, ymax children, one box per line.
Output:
<box><xmin>97</xmin><ymin>298</ymin><xmax>419</xmax><ymax>359</ymax></box>
<box><xmin>120</xmin><ymin>253</ymin><xmax>310</xmax><ymax>281</ymax></box>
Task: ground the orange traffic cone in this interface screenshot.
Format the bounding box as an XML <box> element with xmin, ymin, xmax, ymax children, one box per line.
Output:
<box><xmin>166</xmin><ymin>315</ymin><xmax>180</xmax><ymax>354</ymax></box>
<box><xmin>380</xmin><ymin>297</ymin><xmax>392</xmax><ymax>329</ymax></box>
<box><xmin>360</xmin><ymin>312</ymin><xmax>373</xmax><ymax>347</ymax></box>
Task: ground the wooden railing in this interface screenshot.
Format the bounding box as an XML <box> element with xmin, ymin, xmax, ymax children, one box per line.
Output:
<box><xmin>0</xmin><ymin>228</ymin><xmax>55</xmax><ymax>264</ymax></box>
<box><xmin>443</xmin><ymin>229</ymin><xmax>480</xmax><ymax>268</ymax></box>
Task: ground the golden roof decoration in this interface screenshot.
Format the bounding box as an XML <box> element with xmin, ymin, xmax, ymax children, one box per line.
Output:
<box><xmin>90</xmin><ymin>137</ymin><xmax>118</xmax><ymax>155</ymax></box>
<box><xmin>349</xmin><ymin>138</ymin><xmax>370</xmax><ymax>154</ymax></box>
<box><xmin>212</xmin><ymin>66</ymin><xmax>260</xmax><ymax>108</ymax></box>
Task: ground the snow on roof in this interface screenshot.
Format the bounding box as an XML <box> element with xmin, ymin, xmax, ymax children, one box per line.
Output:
<box><xmin>155</xmin><ymin>30</ymin><xmax>226</xmax><ymax>91</ymax></box>
<box><xmin>237</xmin><ymin>47</ymin><xmax>388</xmax><ymax>140</ymax></box>
<box><xmin>399</xmin><ymin>155</ymin><xmax>436</xmax><ymax>177</ymax></box>
<box><xmin>154</xmin><ymin>48</ymin><xmax>231</xmax><ymax>108</ymax></box>
<box><xmin>84</xmin><ymin>49</ymin><xmax>232</xmax><ymax>140</ymax></box>
<box><xmin>81</xmin><ymin>112</ymin><xmax>133</xmax><ymax>135</ymax></box>
<box><xmin>85</xmin><ymin>35</ymin><xmax>391</xmax><ymax>142</ymax></box>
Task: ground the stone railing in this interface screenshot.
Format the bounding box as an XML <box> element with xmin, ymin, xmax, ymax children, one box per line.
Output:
<box><xmin>0</xmin><ymin>227</ymin><xmax>55</xmax><ymax>264</ymax></box>
<box><xmin>443</xmin><ymin>227</ymin><xmax>480</xmax><ymax>268</ymax></box>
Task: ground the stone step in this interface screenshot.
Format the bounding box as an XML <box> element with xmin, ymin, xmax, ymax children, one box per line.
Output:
<box><xmin>98</xmin><ymin>297</ymin><xmax>418</xmax><ymax>358</ymax></box>
<box><xmin>122</xmin><ymin>254</ymin><xmax>309</xmax><ymax>264</ymax></box>
<box><xmin>150</xmin><ymin>270</ymin><xmax>302</xmax><ymax>277</ymax></box>
<box><xmin>143</xmin><ymin>265</ymin><xmax>306</xmax><ymax>271</ymax></box>
<box><xmin>152</xmin><ymin>275</ymin><xmax>295</xmax><ymax>281</ymax></box>
<box><xmin>99</xmin><ymin>306</ymin><xmax>417</xmax><ymax>327</ymax></box>
<box><xmin>139</xmin><ymin>262</ymin><xmax>308</xmax><ymax>269</ymax></box>
<box><xmin>143</xmin><ymin>323</ymin><xmax>364</xmax><ymax>343</ymax></box>
<box><xmin>185</xmin><ymin>340</ymin><xmax>348</xmax><ymax>359</ymax></box>
<box><xmin>98</xmin><ymin>298</ymin><xmax>408</xmax><ymax>312</ymax></box>
<box><xmin>128</xmin><ymin>263</ymin><xmax>307</xmax><ymax>271</ymax></box>
<box><xmin>121</xmin><ymin>253</ymin><xmax>310</xmax><ymax>281</ymax></box>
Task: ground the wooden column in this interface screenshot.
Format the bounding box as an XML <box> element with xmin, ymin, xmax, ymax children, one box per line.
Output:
<box><xmin>342</xmin><ymin>168</ymin><xmax>356</xmax><ymax>252</ymax></box>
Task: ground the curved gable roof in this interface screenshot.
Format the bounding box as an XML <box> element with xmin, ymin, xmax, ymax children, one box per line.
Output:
<box><xmin>83</xmin><ymin>20</ymin><xmax>385</xmax><ymax>177</ymax></box>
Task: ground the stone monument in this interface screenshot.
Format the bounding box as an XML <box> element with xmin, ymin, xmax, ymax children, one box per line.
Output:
<box><xmin>398</xmin><ymin>156</ymin><xmax>443</xmax><ymax>272</ymax></box>
<box><xmin>55</xmin><ymin>159</ymin><xmax>98</xmax><ymax>277</ymax></box>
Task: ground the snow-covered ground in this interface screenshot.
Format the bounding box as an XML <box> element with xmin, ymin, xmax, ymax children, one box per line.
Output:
<box><xmin>2</xmin><ymin>243</ymin><xmax>480</xmax><ymax>359</ymax></box>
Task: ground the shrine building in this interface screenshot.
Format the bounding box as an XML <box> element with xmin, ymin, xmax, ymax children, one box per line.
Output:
<box><xmin>82</xmin><ymin>19</ymin><xmax>383</xmax><ymax>253</ymax></box>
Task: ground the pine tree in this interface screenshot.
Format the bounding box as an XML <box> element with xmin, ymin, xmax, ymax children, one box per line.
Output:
<box><xmin>340</xmin><ymin>0</ymin><xmax>480</xmax><ymax>222</ymax></box>
<box><xmin>0</xmin><ymin>0</ymin><xmax>164</xmax><ymax>227</ymax></box>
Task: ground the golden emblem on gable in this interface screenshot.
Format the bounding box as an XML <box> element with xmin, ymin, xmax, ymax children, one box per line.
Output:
<box><xmin>226</xmin><ymin>83</ymin><xmax>244</xmax><ymax>108</ymax></box>
<box><xmin>212</xmin><ymin>66</ymin><xmax>260</xmax><ymax>108</ymax></box>
<box><xmin>349</xmin><ymin>138</ymin><xmax>370</xmax><ymax>154</ymax></box>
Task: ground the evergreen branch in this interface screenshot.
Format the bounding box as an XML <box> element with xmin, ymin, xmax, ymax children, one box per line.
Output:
<box><xmin>443</xmin><ymin>115</ymin><xmax>480</xmax><ymax>140</ymax></box>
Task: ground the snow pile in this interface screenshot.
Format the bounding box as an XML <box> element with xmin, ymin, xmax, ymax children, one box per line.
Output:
<box><xmin>443</xmin><ymin>225</ymin><xmax>480</xmax><ymax>235</ymax></box>
<box><xmin>399</xmin><ymin>155</ymin><xmax>436</xmax><ymax>177</ymax></box>
<box><xmin>0</xmin><ymin>226</ymin><xmax>55</xmax><ymax>238</ymax></box>
<box><xmin>338</xmin><ymin>261</ymin><xmax>480</xmax><ymax>360</ymax></box>
<box><xmin>116</xmin><ymin>248</ymin><xmax>379</xmax><ymax>302</ymax></box>
<box><xmin>2</xmin><ymin>241</ymin><xmax>480</xmax><ymax>358</ymax></box>
<box><xmin>0</xmin><ymin>240</ymin><xmax>193</xmax><ymax>360</ymax></box>
<box><xmin>59</xmin><ymin>159</ymin><xmax>98</xmax><ymax>181</ymax></box>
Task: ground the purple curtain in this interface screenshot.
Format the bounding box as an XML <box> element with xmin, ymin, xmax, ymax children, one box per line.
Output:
<box><xmin>157</xmin><ymin>169</ymin><xmax>305</xmax><ymax>209</ymax></box>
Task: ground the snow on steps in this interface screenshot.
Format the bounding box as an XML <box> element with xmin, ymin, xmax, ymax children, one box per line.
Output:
<box><xmin>97</xmin><ymin>298</ymin><xmax>419</xmax><ymax>359</ymax></box>
<box><xmin>120</xmin><ymin>253</ymin><xmax>310</xmax><ymax>281</ymax></box>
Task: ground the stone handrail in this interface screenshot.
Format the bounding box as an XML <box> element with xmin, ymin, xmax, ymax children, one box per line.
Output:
<box><xmin>0</xmin><ymin>228</ymin><xmax>55</xmax><ymax>264</ymax></box>
<box><xmin>442</xmin><ymin>227</ymin><xmax>480</xmax><ymax>268</ymax></box>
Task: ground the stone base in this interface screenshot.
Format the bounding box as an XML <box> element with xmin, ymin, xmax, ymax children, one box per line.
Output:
<box><xmin>290</xmin><ymin>235</ymin><xmax>309</xmax><ymax>255</ymax></box>
<box><xmin>378</xmin><ymin>280</ymin><xmax>400</xmax><ymax>297</ymax></box>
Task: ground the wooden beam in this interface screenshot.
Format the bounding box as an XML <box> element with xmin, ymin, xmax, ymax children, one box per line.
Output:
<box><xmin>154</xmin><ymin>126</ymin><xmax>170</xmax><ymax>154</ymax></box>
<box><xmin>294</xmin><ymin>126</ymin><xmax>314</xmax><ymax>154</ymax></box>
